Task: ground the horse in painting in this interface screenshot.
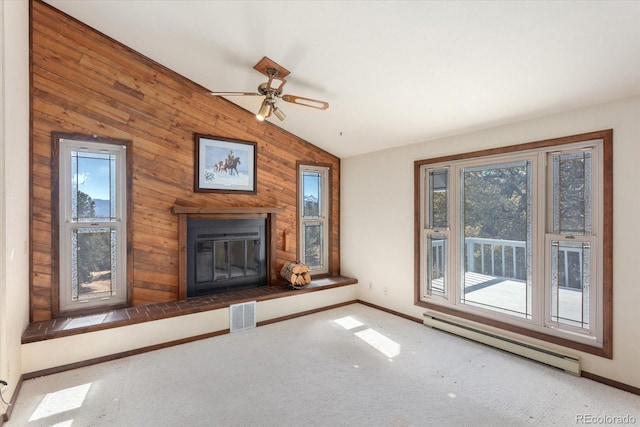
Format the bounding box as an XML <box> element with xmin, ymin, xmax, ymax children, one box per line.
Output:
<box><xmin>214</xmin><ymin>156</ymin><xmax>241</xmax><ymax>176</ymax></box>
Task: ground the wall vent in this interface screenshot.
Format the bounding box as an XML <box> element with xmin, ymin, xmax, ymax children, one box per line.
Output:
<box><xmin>230</xmin><ymin>301</ymin><xmax>257</xmax><ymax>332</ymax></box>
<box><xmin>423</xmin><ymin>310</ymin><xmax>581</xmax><ymax>376</ymax></box>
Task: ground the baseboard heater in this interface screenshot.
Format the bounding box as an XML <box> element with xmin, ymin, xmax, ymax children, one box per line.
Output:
<box><xmin>423</xmin><ymin>311</ymin><xmax>581</xmax><ymax>376</ymax></box>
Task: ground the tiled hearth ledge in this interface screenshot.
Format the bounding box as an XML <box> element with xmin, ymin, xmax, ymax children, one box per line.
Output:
<box><xmin>22</xmin><ymin>276</ymin><xmax>357</xmax><ymax>344</ymax></box>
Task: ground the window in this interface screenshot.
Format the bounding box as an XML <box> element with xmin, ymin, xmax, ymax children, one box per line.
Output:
<box><xmin>299</xmin><ymin>165</ymin><xmax>330</xmax><ymax>274</ymax></box>
<box><xmin>416</xmin><ymin>130</ymin><xmax>612</xmax><ymax>357</ymax></box>
<box><xmin>56</xmin><ymin>135</ymin><xmax>129</xmax><ymax>312</ymax></box>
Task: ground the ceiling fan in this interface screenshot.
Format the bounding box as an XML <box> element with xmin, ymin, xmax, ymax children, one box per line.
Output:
<box><xmin>211</xmin><ymin>56</ymin><xmax>329</xmax><ymax>122</ymax></box>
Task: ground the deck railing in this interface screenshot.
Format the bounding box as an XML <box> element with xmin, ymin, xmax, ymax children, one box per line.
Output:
<box><xmin>430</xmin><ymin>237</ymin><xmax>582</xmax><ymax>289</ymax></box>
<box><xmin>465</xmin><ymin>237</ymin><xmax>525</xmax><ymax>279</ymax></box>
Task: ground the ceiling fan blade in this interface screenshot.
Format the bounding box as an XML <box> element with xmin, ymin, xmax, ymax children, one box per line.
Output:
<box><xmin>211</xmin><ymin>91</ymin><xmax>262</xmax><ymax>97</ymax></box>
<box><xmin>280</xmin><ymin>94</ymin><xmax>329</xmax><ymax>110</ymax></box>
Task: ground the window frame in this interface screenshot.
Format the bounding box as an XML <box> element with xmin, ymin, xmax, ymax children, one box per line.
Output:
<box><xmin>414</xmin><ymin>130</ymin><xmax>613</xmax><ymax>358</ymax></box>
<box><xmin>52</xmin><ymin>133</ymin><xmax>132</xmax><ymax>315</ymax></box>
<box><xmin>298</xmin><ymin>163</ymin><xmax>330</xmax><ymax>275</ymax></box>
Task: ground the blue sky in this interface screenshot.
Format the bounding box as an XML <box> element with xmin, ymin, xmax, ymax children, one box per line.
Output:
<box><xmin>303</xmin><ymin>171</ymin><xmax>321</xmax><ymax>200</ymax></box>
<box><xmin>75</xmin><ymin>155</ymin><xmax>112</xmax><ymax>201</ymax></box>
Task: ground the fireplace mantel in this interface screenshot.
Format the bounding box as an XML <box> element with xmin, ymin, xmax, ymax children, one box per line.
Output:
<box><xmin>172</xmin><ymin>205</ymin><xmax>285</xmax><ymax>299</ymax></box>
<box><xmin>171</xmin><ymin>206</ymin><xmax>285</xmax><ymax>215</ymax></box>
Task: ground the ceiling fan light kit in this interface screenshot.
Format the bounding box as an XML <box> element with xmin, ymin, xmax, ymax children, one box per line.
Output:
<box><xmin>272</xmin><ymin>106</ymin><xmax>286</xmax><ymax>121</ymax></box>
<box><xmin>256</xmin><ymin>100</ymin><xmax>273</xmax><ymax>121</ymax></box>
<box><xmin>211</xmin><ymin>56</ymin><xmax>329</xmax><ymax>122</ymax></box>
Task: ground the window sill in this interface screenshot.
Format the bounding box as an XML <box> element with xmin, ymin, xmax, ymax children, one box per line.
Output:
<box><xmin>22</xmin><ymin>276</ymin><xmax>357</xmax><ymax>344</ymax></box>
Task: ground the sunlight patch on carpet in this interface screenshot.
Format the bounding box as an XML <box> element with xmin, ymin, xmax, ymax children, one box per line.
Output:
<box><xmin>29</xmin><ymin>383</ymin><xmax>91</xmax><ymax>422</ymax></box>
<box><xmin>355</xmin><ymin>328</ymin><xmax>401</xmax><ymax>358</ymax></box>
<box><xmin>333</xmin><ymin>315</ymin><xmax>364</xmax><ymax>330</ymax></box>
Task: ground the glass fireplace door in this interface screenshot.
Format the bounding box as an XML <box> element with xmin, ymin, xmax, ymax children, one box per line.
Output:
<box><xmin>188</xmin><ymin>219</ymin><xmax>267</xmax><ymax>297</ymax></box>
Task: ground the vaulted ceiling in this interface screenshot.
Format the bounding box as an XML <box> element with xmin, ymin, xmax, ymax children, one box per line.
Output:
<box><xmin>44</xmin><ymin>1</ymin><xmax>640</xmax><ymax>158</ymax></box>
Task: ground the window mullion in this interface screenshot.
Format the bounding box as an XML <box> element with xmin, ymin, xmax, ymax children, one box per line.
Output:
<box><xmin>448</xmin><ymin>165</ymin><xmax>461</xmax><ymax>307</ymax></box>
<box><xmin>531</xmin><ymin>152</ymin><xmax>547</xmax><ymax>327</ymax></box>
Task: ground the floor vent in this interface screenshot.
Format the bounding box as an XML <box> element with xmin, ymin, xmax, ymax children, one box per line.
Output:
<box><xmin>230</xmin><ymin>301</ymin><xmax>256</xmax><ymax>332</ymax></box>
<box><xmin>423</xmin><ymin>311</ymin><xmax>581</xmax><ymax>376</ymax></box>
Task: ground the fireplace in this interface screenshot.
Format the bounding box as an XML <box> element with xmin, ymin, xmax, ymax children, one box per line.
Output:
<box><xmin>187</xmin><ymin>218</ymin><xmax>267</xmax><ymax>296</ymax></box>
<box><xmin>172</xmin><ymin>206</ymin><xmax>283</xmax><ymax>299</ymax></box>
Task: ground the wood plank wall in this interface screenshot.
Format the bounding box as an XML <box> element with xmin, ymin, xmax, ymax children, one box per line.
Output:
<box><xmin>30</xmin><ymin>1</ymin><xmax>341</xmax><ymax>322</ymax></box>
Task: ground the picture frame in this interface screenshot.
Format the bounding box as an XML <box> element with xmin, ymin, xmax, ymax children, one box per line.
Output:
<box><xmin>194</xmin><ymin>134</ymin><xmax>257</xmax><ymax>194</ymax></box>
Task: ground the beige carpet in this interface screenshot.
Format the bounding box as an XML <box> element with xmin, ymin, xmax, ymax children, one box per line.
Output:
<box><xmin>5</xmin><ymin>303</ymin><xmax>640</xmax><ymax>426</ymax></box>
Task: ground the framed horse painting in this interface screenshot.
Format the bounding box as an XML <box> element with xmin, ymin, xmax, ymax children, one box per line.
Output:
<box><xmin>194</xmin><ymin>134</ymin><xmax>257</xmax><ymax>194</ymax></box>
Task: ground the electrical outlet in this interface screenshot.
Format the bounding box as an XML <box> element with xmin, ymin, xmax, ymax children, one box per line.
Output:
<box><xmin>383</xmin><ymin>286</ymin><xmax>388</xmax><ymax>296</ymax></box>
<box><xmin>369</xmin><ymin>282</ymin><xmax>372</xmax><ymax>290</ymax></box>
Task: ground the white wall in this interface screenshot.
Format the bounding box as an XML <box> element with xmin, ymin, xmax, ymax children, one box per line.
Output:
<box><xmin>0</xmin><ymin>0</ymin><xmax>30</xmax><ymax>411</ymax></box>
<box><xmin>341</xmin><ymin>96</ymin><xmax>640</xmax><ymax>388</ymax></box>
